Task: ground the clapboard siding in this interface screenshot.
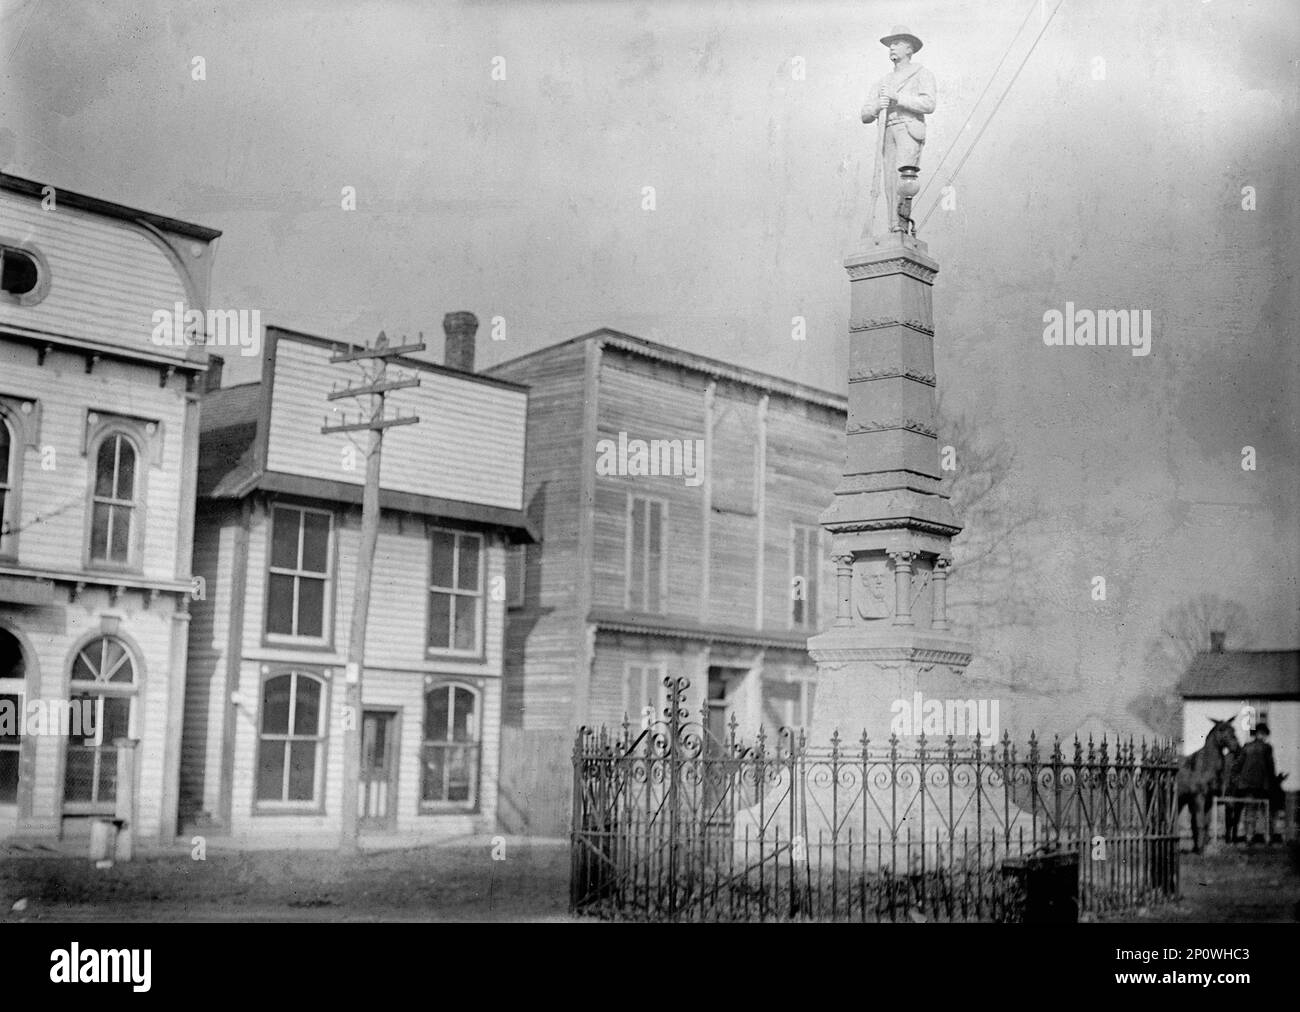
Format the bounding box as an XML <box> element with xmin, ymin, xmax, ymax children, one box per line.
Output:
<box><xmin>481</xmin><ymin>334</ymin><xmax>851</xmax><ymax>834</ymax></box>
<box><xmin>180</xmin><ymin>503</ymin><xmax>239</xmax><ymax>820</ymax></box>
<box><xmin>265</xmin><ymin>337</ymin><xmax>526</xmax><ymax>510</ymax></box>
<box><xmin>761</xmin><ymin>404</ymin><xmax>843</xmax><ymax>632</ymax></box>
<box><xmin>0</xmin><ymin>184</ymin><xmax>215</xmax><ymax>844</ymax></box>
<box><xmin>0</xmin><ymin>195</ymin><xmax>196</xmax><ymax>360</ymax></box>
<box><xmin>487</xmin><ymin>340</ymin><xmax>588</xmax><ymax>732</ymax></box>
<box><xmin>234</xmin><ymin>502</ymin><xmax>506</xmax><ymax>675</ymax></box>
<box><xmin>4</xmin><ymin>585</ymin><xmax>184</xmax><ymax>839</ymax></box>
<box><xmin>0</xmin><ymin>343</ymin><xmax>192</xmax><ymax>580</ymax></box>
<box><xmin>593</xmin><ymin>360</ymin><xmax>708</xmax><ymax>620</ymax></box>
<box><xmin>224</xmin><ymin>658</ymin><xmax>500</xmax><ymax>840</ymax></box>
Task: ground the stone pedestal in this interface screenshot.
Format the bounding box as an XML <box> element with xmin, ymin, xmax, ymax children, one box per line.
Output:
<box><xmin>806</xmin><ymin>232</ymin><xmax>973</xmax><ymax>743</ymax></box>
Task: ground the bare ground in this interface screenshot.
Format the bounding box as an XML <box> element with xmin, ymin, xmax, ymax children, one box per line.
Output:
<box><xmin>0</xmin><ymin>836</ymin><xmax>572</xmax><ymax>922</ymax></box>
<box><xmin>3</xmin><ymin>836</ymin><xmax>1296</xmax><ymax>922</ymax></box>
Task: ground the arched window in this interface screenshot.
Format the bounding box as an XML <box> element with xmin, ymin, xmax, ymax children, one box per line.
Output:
<box><xmin>420</xmin><ymin>683</ymin><xmax>480</xmax><ymax>810</ymax></box>
<box><xmin>255</xmin><ymin>670</ymin><xmax>327</xmax><ymax>806</ymax></box>
<box><xmin>64</xmin><ymin>636</ymin><xmax>136</xmax><ymax>811</ymax></box>
<box><xmin>0</xmin><ymin>245</ymin><xmax>45</xmax><ymax>303</ymax></box>
<box><xmin>0</xmin><ymin>628</ymin><xmax>26</xmax><ymax>804</ymax></box>
<box><xmin>0</xmin><ymin>418</ymin><xmax>13</xmax><ymax>553</ymax></box>
<box><xmin>90</xmin><ymin>432</ymin><xmax>138</xmax><ymax>565</ymax></box>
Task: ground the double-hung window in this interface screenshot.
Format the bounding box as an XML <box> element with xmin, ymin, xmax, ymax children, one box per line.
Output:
<box><xmin>255</xmin><ymin>670</ymin><xmax>328</xmax><ymax>807</ymax></box>
<box><xmin>89</xmin><ymin>433</ymin><xmax>139</xmax><ymax>566</ymax></box>
<box><xmin>427</xmin><ymin>529</ymin><xmax>483</xmax><ymax>656</ymax></box>
<box><xmin>266</xmin><ymin>505</ymin><xmax>333</xmax><ymax>643</ymax></box>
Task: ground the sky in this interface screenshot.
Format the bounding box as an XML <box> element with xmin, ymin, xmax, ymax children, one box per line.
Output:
<box><xmin>2</xmin><ymin>0</ymin><xmax>1297</xmax><ymax>716</ymax></box>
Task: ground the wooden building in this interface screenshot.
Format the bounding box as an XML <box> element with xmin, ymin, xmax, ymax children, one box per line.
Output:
<box><xmin>0</xmin><ymin>173</ymin><xmax>220</xmax><ymax>842</ymax></box>
<box><xmin>1179</xmin><ymin>637</ymin><xmax>1299</xmax><ymax>789</ymax></box>
<box><xmin>487</xmin><ymin>330</ymin><xmax>845</xmax><ymax>835</ymax></box>
<box><xmin>181</xmin><ymin>319</ymin><xmax>533</xmax><ymax>845</ymax></box>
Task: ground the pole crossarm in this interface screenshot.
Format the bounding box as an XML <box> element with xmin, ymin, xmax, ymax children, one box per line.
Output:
<box><xmin>320</xmin><ymin>414</ymin><xmax>421</xmax><ymax>435</ymax></box>
<box><xmin>329</xmin><ymin>341</ymin><xmax>427</xmax><ymax>364</ymax></box>
<box><xmin>326</xmin><ymin>376</ymin><xmax>422</xmax><ymax>400</ymax></box>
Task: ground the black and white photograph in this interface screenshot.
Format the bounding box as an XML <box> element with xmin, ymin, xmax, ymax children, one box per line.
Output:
<box><xmin>0</xmin><ymin>0</ymin><xmax>1297</xmax><ymax>984</ymax></box>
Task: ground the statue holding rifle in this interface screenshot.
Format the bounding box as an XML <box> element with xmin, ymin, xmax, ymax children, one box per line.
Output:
<box><xmin>861</xmin><ymin>26</ymin><xmax>936</xmax><ymax>236</ymax></box>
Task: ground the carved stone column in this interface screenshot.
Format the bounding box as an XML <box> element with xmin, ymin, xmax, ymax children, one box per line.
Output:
<box><xmin>932</xmin><ymin>555</ymin><xmax>952</xmax><ymax>630</ymax></box>
<box><xmin>888</xmin><ymin>550</ymin><xmax>915</xmax><ymax>626</ymax></box>
<box><xmin>832</xmin><ymin>553</ymin><xmax>855</xmax><ymax>627</ymax></box>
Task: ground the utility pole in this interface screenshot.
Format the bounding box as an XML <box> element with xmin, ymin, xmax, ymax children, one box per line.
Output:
<box><xmin>322</xmin><ymin>330</ymin><xmax>423</xmax><ymax>853</ymax></box>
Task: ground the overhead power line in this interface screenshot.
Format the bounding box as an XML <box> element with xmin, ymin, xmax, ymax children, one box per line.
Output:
<box><xmin>918</xmin><ymin>0</ymin><xmax>1067</xmax><ymax>231</ymax></box>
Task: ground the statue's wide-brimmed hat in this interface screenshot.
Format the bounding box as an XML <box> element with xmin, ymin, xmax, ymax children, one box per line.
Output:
<box><xmin>880</xmin><ymin>25</ymin><xmax>922</xmax><ymax>52</ymax></box>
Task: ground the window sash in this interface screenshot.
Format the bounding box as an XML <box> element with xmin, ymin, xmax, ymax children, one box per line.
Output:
<box><xmin>427</xmin><ymin>531</ymin><xmax>483</xmax><ymax>654</ymax></box>
<box><xmin>625</xmin><ymin>664</ymin><xmax>666</xmax><ymax>728</ymax></box>
<box><xmin>256</xmin><ymin>672</ymin><xmax>327</xmax><ymax>805</ymax></box>
<box><xmin>89</xmin><ymin>435</ymin><xmax>138</xmax><ymax>565</ymax></box>
<box><xmin>266</xmin><ymin>507</ymin><xmax>332</xmax><ymax>641</ymax></box>
<box><xmin>421</xmin><ymin>684</ymin><xmax>480</xmax><ymax>807</ymax></box>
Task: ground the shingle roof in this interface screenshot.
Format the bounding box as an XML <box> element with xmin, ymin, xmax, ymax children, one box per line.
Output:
<box><xmin>1178</xmin><ymin>650</ymin><xmax>1300</xmax><ymax>700</ymax></box>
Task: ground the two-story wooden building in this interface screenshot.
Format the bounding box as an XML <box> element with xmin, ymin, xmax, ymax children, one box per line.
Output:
<box><xmin>0</xmin><ymin>173</ymin><xmax>220</xmax><ymax>842</ymax></box>
<box><xmin>487</xmin><ymin>330</ymin><xmax>845</xmax><ymax>835</ymax></box>
<box><xmin>181</xmin><ymin>318</ymin><xmax>532</xmax><ymax>845</ymax></box>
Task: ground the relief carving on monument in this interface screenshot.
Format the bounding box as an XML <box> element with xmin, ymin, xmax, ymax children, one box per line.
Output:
<box><xmin>854</xmin><ymin>556</ymin><xmax>894</xmax><ymax>621</ymax></box>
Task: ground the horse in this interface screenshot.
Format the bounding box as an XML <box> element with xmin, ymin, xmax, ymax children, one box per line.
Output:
<box><xmin>1176</xmin><ymin>717</ymin><xmax>1241</xmax><ymax>854</ymax></box>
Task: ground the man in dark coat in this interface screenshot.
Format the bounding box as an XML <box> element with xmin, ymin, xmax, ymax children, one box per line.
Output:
<box><xmin>1232</xmin><ymin>723</ymin><xmax>1277</xmax><ymax>842</ymax></box>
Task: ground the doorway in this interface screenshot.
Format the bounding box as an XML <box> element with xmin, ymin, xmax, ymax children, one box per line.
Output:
<box><xmin>359</xmin><ymin>709</ymin><xmax>400</xmax><ymax>831</ymax></box>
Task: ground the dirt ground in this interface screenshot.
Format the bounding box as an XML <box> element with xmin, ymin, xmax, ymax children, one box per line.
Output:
<box><xmin>3</xmin><ymin>836</ymin><xmax>1296</xmax><ymax>922</ymax></box>
<box><xmin>1107</xmin><ymin>842</ymin><xmax>1300</xmax><ymax>923</ymax></box>
<box><xmin>0</xmin><ymin>836</ymin><xmax>572</xmax><ymax>922</ymax></box>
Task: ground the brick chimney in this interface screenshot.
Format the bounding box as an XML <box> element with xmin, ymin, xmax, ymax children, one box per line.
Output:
<box><xmin>1210</xmin><ymin>630</ymin><xmax>1225</xmax><ymax>653</ymax></box>
<box><xmin>443</xmin><ymin>311</ymin><xmax>479</xmax><ymax>373</ymax></box>
<box><xmin>204</xmin><ymin>354</ymin><xmax>224</xmax><ymax>393</ymax></box>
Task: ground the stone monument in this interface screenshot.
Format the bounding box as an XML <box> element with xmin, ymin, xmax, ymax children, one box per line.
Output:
<box><xmin>805</xmin><ymin>24</ymin><xmax>972</xmax><ymax>746</ymax></box>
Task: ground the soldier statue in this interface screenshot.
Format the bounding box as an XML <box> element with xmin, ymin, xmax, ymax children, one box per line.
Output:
<box><xmin>860</xmin><ymin>26</ymin><xmax>936</xmax><ymax>235</ymax></box>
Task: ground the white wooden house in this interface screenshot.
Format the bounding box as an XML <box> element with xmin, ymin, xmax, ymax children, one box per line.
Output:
<box><xmin>0</xmin><ymin>172</ymin><xmax>220</xmax><ymax>842</ymax></box>
<box><xmin>181</xmin><ymin>320</ymin><xmax>533</xmax><ymax>845</ymax></box>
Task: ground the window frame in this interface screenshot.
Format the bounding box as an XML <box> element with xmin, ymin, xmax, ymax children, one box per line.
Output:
<box><xmin>253</xmin><ymin>667</ymin><xmax>330</xmax><ymax>813</ymax></box>
<box><xmin>0</xmin><ymin>414</ymin><xmax>16</xmax><ymax>560</ymax></box>
<box><xmin>625</xmin><ymin>494</ymin><xmax>668</xmax><ymax>614</ymax></box>
<box><xmin>418</xmin><ymin>680</ymin><xmax>482</xmax><ymax>814</ymax></box>
<box><xmin>0</xmin><ymin>396</ymin><xmax>37</xmax><ymax>561</ymax></box>
<box><xmin>83</xmin><ymin>425</ymin><xmax>151</xmax><ymax>573</ymax></box>
<box><xmin>0</xmin><ymin>241</ymin><xmax>51</xmax><ymax>307</ymax></box>
<box><xmin>262</xmin><ymin>503</ymin><xmax>336</xmax><ymax>649</ymax></box>
<box><xmin>425</xmin><ymin>527</ymin><xmax>486</xmax><ymax>659</ymax></box>
<box><xmin>62</xmin><ymin>636</ymin><xmax>138</xmax><ymax>815</ymax></box>
<box><xmin>624</xmin><ymin>661</ymin><xmax>668</xmax><ymax>730</ymax></box>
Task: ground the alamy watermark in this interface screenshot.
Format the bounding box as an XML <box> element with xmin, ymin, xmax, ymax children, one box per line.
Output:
<box><xmin>595</xmin><ymin>431</ymin><xmax>704</xmax><ymax>487</ymax></box>
<box><xmin>150</xmin><ymin>302</ymin><xmax>261</xmax><ymax>357</ymax></box>
<box><xmin>1042</xmin><ymin>303</ymin><xmax>1152</xmax><ymax>357</ymax></box>
<box><xmin>0</xmin><ymin>697</ymin><xmax>98</xmax><ymax>741</ymax></box>
<box><xmin>890</xmin><ymin>692</ymin><xmax>999</xmax><ymax>739</ymax></box>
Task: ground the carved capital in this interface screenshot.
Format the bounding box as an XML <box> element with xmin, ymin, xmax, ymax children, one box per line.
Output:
<box><xmin>831</xmin><ymin>553</ymin><xmax>856</xmax><ymax>570</ymax></box>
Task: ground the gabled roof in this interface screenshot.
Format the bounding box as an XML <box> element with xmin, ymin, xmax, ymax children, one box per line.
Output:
<box><xmin>487</xmin><ymin>328</ymin><xmax>848</xmax><ymax>412</ymax></box>
<box><xmin>1178</xmin><ymin>650</ymin><xmax>1300</xmax><ymax>700</ymax></box>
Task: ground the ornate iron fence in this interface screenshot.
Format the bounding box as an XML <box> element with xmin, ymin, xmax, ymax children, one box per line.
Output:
<box><xmin>570</xmin><ymin>676</ymin><xmax>1181</xmax><ymax>922</ymax></box>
